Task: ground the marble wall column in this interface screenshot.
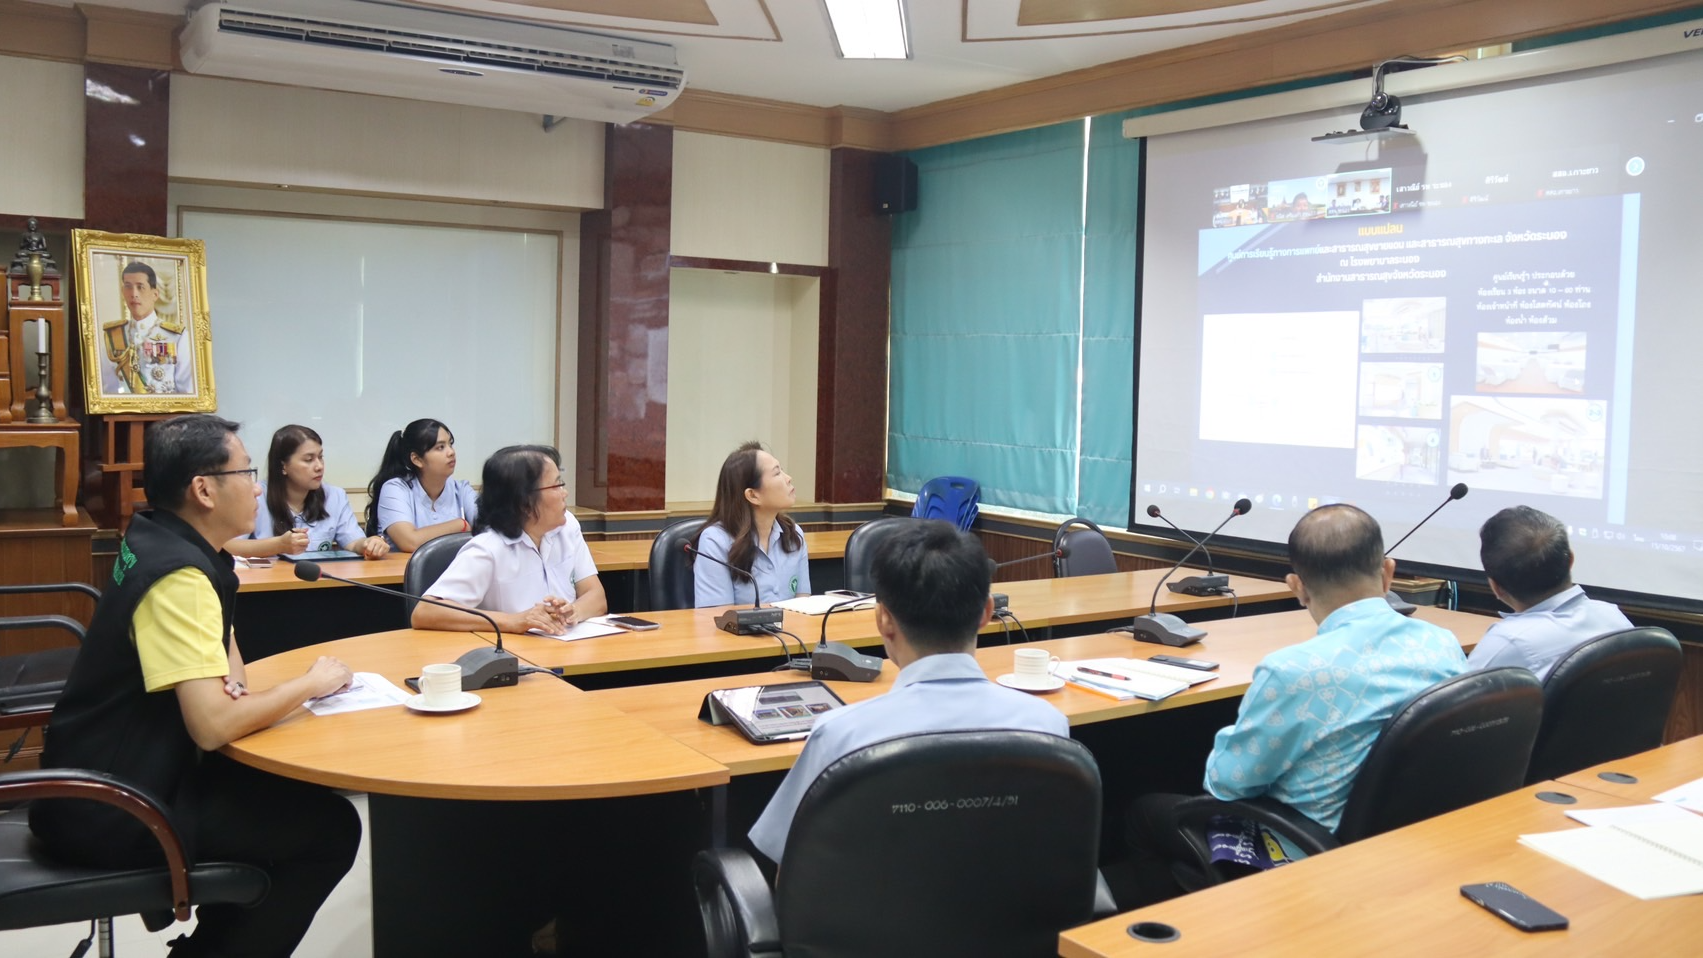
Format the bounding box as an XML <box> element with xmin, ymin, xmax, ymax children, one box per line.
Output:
<box><xmin>576</xmin><ymin>123</ymin><xmax>673</xmax><ymax>511</ymax></box>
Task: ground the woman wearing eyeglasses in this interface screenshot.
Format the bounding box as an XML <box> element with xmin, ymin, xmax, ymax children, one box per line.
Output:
<box><xmin>226</xmin><ymin>424</ymin><xmax>389</xmax><ymax>560</ymax></box>
<box><xmin>411</xmin><ymin>445</ymin><xmax>606</xmax><ymax>635</ymax></box>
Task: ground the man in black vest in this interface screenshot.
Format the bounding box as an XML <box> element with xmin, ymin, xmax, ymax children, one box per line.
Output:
<box><xmin>32</xmin><ymin>414</ymin><xmax>361</xmax><ymax>957</ymax></box>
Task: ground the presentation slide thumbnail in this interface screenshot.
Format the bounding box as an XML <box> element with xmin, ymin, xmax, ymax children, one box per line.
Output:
<box><xmin>1356</xmin><ymin>425</ymin><xmax>1441</xmax><ymax>485</ymax></box>
<box><xmin>1210</xmin><ymin>182</ymin><xmax>1269</xmax><ymax>228</ymax></box>
<box><xmin>1322</xmin><ymin>169</ymin><xmax>1392</xmax><ymax>218</ymax></box>
<box><xmin>1447</xmin><ymin>396</ymin><xmax>1607</xmax><ymax>499</ymax></box>
<box><xmin>1358</xmin><ymin>362</ymin><xmax>1445</xmax><ymax>420</ymax></box>
<box><xmin>1475</xmin><ymin>332</ymin><xmax>1587</xmax><ymax>394</ymax></box>
<box><xmin>1360</xmin><ymin>298</ymin><xmax>1446</xmax><ymax>353</ymax></box>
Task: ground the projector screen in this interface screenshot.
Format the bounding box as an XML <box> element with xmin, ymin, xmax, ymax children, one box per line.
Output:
<box><xmin>1134</xmin><ymin>48</ymin><xmax>1703</xmax><ymax>608</ymax></box>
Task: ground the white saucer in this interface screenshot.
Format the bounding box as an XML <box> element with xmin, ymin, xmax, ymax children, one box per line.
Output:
<box><xmin>997</xmin><ymin>673</ymin><xmax>1066</xmax><ymax>693</ymax></box>
<box><xmin>405</xmin><ymin>691</ymin><xmax>481</xmax><ymax>714</ymax></box>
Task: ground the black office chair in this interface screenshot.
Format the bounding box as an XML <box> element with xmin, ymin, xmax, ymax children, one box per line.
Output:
<box><xmin>0</xmin><ymin>769</ymin><xmax>270</xmax><ymax>957</ymax></box>
<box><xmin>400</xmin><ymin>532</ymin><xmax>470</xmax><ymax>624</ymax></box>
<box><xmin>650</xmin><ymin>518</ymin><xmax>708</xmax><ymax>610</ymax></box>
<box><xmin>0</xmin><ymin>582</ymin><xmax>99</xmax><ymax>740</ymax></box>
<box><xmin>1053</xmin><ymin>517</ymin><xmax>1119</xmax><ymax>578</ymax></box>
<box><xmin>693</xmin><ymin>730</ymin><xmax>1114</xmax><ymax>958</ymax></box>
<box><xmin>1163</xmin><ymin>667</ymin><xmax>1543</xmax><ymax>885</ymax></box>
<box><xmin>1524</xmin><ymin>626</ymin><xmax>1682</xmax><ymax>784</ymax></box>
<box><xmin>840</xmin><ymin>517</ymin><xmax>912</xmax><ymax>594</ymax></box>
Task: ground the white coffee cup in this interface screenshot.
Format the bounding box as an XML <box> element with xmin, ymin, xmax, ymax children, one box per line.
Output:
<box><xmin>418</xmin><ymin>663</ymin><xmax>462</xmax><ymax>707</ymax></box>
<box><xmin>1011</xmin><ymin>648</ymin><xmax>1061</xmax><ymax>686</ymax></box>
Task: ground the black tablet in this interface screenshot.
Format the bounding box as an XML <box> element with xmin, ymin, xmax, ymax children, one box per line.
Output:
<box><xmin>698</xmin><ymin>681</ymin><xmax>848</xmax><ymax>744</ymax></box>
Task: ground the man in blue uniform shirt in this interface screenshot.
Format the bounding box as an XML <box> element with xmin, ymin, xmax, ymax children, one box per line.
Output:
<box><xmin>748</xmin><ymin>520</ymin><xmax>1069</xmax><ymax>864</ymax></box>
<box><xmin>1466</xmin><ymin>505</ymin><xmax>1632</xmax><ymax>682</ymax></box>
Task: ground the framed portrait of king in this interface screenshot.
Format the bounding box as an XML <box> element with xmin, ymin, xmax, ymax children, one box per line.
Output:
<box><xmin>72</xmin><ymin>230</ymin><xmax>216</xmax><ymax>413</ymax></box>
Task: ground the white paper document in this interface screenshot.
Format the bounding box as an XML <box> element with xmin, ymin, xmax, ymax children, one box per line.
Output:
<box><xmin>1564</xmin><ymin>803</ymin><xmax>1701</xmax><ymax>828</ymax></box>
<box><xmin>772</xmin><ymin>593</ymin><xmax>876</xmax><ymax>616</ymax></box>
<box><xmin>1519</xmin><ymin>816</ymin><xmax>1703</xmax><ymax>900</ymax></box>
<box><xmin>305</xmin><ymin>672</ymin><xmax>411</xmax><ymax>716</ymax></box>
<box><xmin>1654</xmin><ymin>776</ymin><xmax>1703</xmax><ymax>814</ymax></box>
<box><xmin>528</xmin><ymin>619</ymin><xmax>625</xmax><ymax>642</ymax></box>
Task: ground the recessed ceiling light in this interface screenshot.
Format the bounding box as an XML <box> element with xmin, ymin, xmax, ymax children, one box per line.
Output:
<box><xmin>823</xmin><ymin>0</ymin><xmax>910</xmax><ymax>60</ymax></box>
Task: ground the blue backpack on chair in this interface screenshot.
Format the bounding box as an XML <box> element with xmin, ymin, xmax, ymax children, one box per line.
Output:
<box><xmin>911</xmin><ymin>477</ymin><xmax>980</xmax><ymax>531</ymax></box>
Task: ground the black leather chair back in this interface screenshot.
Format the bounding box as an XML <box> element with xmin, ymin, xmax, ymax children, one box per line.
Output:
<box><xmin>773</xmin><ymin>730</ymin><xmax>1102</xmax><ymax>958</ymax></box>
<box><xmin>1525</xmin><ymin>627</ymin><xmax>1682</xmax><ymax>783</ymax></box>
<box><xmin>650</xmin><ymin>519</ymin><xmax>708</xmax><ymax>610</ymax></box>
<box><xmin>841</xmin><ymin>517</ymin><xmax>912</xmax><ymax>594</ymax></box>
<box><xmin>1053</xmin><ymin>517</ymin><xmax>1118</xmax><ymax>578</ymax></box>
<box><xmin>400</xmin><ymin>532</ymin><xmax>470</xmax><ymax>623</ymax></box>
<box><xmin>1334</xmin><ymin>667</ymin><xmax>1543</xmax><ymax>843</ymax></box>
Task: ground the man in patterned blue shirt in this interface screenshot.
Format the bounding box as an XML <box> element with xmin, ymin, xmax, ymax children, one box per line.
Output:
<box><xmin>1201</xmin><ymin>503</ymin><xmax>1467</xmax><ymax>860</ymax></box>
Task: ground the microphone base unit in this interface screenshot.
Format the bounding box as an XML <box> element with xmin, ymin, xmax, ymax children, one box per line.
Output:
<box><xmin>1167</xmin><ymin>574</ymin><xmax>1230</xmax><ymax>596</ymax></box>
<box><xmin>715</xmin><ymin>607</ymin><xmax>786</xmax><ymax>635</ymax></box>
<box><xmin>991</xmin><ymin>592</ymin><xmax>1009</xmax><ymax>612</ymax></box>
<box><xmin>1383</xmin><ymin>590</ymin><xmax>1418</xmax><ymax>617</ymax></box>
<box><xmin>1115</xmin><ymin>613</ymin><xmax>1206</xmax><ymax>647</ymax></box>
<box><xmin>810</xmin><ymin>642</ymin><xmax>884</xmax><ymax>683</ymax></box>
<box><xmin>451</xmin><ymin>646</ymin><xmax>522</xmax><ymax>690</ymax></box>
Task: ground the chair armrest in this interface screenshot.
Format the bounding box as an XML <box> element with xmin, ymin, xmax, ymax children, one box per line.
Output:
<box><xmin>1092</xmin><ymin>870</ymin><xmax>1117</xmax><ymax>919</ymax></box>
<box><xmin>0</xmin><ymin>582</ymin><xmax>100</xmax><ymax>602</ymax></box>
<box><xmin>0</xmin><ymin>769</ymin><xmax>195</xmax><ymax>922</ymax></box>
<box><xmin>692</xmin><ymin>848</ymin><xmax>781</xmax><ymax>958</ymax></box>
<box><xmin>1173</xmin><ymin>794</ymin><xmax>1343</xmax><ymax>858</ymax></box>
<box><xmin>0</xmin><ymin>615</ymin><xmax>87</xmax><ymax>644</ymax></box>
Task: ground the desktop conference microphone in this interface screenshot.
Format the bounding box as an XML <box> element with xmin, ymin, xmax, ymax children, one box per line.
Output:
<box><xmin>1380</xmin><ymin>483</ymin><xmax>1469</xmax><ymax>616</ymax></box>
<box><xmin>1147</xmin><ymin>504</ymin><xmax>1227</xmax><ymax>596</ymax></box>
<box><xmin>1122</xmin><ymin>498</ymin><xmax>1251</xmax><ymax>647</ymax></box>
<box><xmin>681</xmin><ymin>542</ymin><xmax>785</xmax><ymax>635</ymax></box>
<box><xmin>812</xmin><ymin>596</ymin><xmax>884</xmax><ymax>683</ymax></box>
<box><xmin>293</xmin><ymin>560</ymin><xmax>519</xmax><ymax>691</ymax></box>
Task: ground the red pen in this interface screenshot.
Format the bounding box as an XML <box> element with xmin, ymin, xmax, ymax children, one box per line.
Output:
<box><xmin>1076</xmin><ymin>666</ymin><xmax>1135</xmax><ymax>682</ymax></box>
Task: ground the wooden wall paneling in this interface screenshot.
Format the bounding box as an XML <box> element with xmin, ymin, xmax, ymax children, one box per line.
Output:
<box><xmin>1664</xmin><ymin>641</ymin><xmax>1703</xmax><ymax>743</ymax></box>
<box><xmin>817</xmin><ymin>147</ymin><xmax>891</xmax><ymax>503</ymax></box>
<box><xmin>83</xmin><ymin>62</ymin><xmax>169</xmax><ymax>235</ymax></box>
<box><xmin>0</xmin><ymin>508</ymin><xmax>97</xmax><ymax>654</ymax></box>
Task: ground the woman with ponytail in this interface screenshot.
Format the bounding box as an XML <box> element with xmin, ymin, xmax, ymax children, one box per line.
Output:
<box><xmin>363</xmin><ymin>418</ymin><xmax>478</xmax><ymax>552</ymax></box>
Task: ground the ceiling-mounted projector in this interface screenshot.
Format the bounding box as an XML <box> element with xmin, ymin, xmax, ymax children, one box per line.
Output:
<box><xmin>1313</xmin><ymin>55</ymin><xmax>1465</xmax><ymax>142</ymax></box>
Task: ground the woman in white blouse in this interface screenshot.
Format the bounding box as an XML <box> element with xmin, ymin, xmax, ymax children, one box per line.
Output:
<box><xmin>411</xmin><ymin>445</ymin><xmax>607</xmax><ymax>635</ymax></box>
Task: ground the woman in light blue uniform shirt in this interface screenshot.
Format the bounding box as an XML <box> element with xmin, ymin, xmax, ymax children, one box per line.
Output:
<box><xmin>227</xmin><ymin>424</ymin><xmax>389</xmax><ymax>560</ymax></box>
<box><xmin>363</xmin><ymin>418</ymin><xmax>478</xmax><ymax>553</ymax></box>
<box><xmin>692</xmin><ymin>441</ymin><xmax>810</xmax><ymax>607</ymax></box>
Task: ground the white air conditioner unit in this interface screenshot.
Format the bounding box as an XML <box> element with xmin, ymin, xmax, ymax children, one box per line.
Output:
<box><xmin>180</xmin><ymin>0</ymin><xmax>687</xmax><ymax>125</ymax></box>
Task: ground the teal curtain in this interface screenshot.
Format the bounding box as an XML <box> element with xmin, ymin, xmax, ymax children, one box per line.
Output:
<box><xmin>1077</xmin><ymin>114</ymin><xmax>1140</xmax><ymax>528</ymax></box>
<box><xmin>888</xmin><ymin>122</ymin><xmax>1086</xmax><ymax>515</ymax></box>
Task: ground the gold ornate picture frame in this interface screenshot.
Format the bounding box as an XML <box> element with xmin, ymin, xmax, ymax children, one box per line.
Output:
<box><xmin>72</xmin><ymin>229</ymin><xmax>216</xmax><ymax>413</ymax></box>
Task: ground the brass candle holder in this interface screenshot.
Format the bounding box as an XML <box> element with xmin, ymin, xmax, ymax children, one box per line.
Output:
<box><xmin>28</xmin><ymin>349</ymin><xmax>57</xmax><ymax>423</ymax></box>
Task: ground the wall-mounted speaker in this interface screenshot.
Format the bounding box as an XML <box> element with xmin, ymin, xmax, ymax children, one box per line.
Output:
<box><xmin>873</xmin><ymin>155</ymin><xmax>917</xmax><ymax>214</ymax></box>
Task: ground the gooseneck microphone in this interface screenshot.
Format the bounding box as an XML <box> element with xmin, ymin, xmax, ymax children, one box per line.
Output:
<box><xmin>812</xmin><ymin>596</ymin><xmax>884</xmax><ymax>683</ymax></box>
<box><xmin>1147</xmin><ymin>504</ymin><xmax>1213</xmax><ymax>571</ymax></box>
<box><xmin>1122</xmin><ymin>498</ymin><xmax>1252</xmax><ymax>647</ymax></box>
<box><xmin>1381</xmin><ymin>483</ymin><xmax>1469</xmax><ymax>615</ymax></box>
<box><xmin>294</xmin><ymin>560</ymin><xmax>518</xmax><ymax>691</ymax></box>
<box><xmin>683</xmin><ymin>542</ymin><xmax>785</xmax><ymax>635</ymax></box>
<box><xmin>1147</xmin><ymin>504</ymin><xmax>1227</xmax><ymax>595</ymax></box>
<box><xmin>993</xmin><ymin>547</ymin><xmax>1064</xmax><ymax>570</ymax></box>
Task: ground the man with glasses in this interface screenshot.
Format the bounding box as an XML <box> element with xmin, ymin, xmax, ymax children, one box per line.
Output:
<box><xmin>32</xmin><ymin>414</ymin><xmax>362</xmax><ymax>957</ymax></box>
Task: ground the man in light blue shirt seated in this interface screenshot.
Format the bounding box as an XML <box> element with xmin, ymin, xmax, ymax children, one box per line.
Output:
<box><xmin>1197</xmin><ymin>504</ymin><xmax>1466</xmax><ymax>866</ymax></box>
<box><xmin>1467</xmin><ymin>505</ymin><xmax>1631</xmax><ymax>682</ymax></box>
<box><xmin>747</xmin><ymin>520</ymin><xmax>1069</xmax><ymax>864</ymax></box>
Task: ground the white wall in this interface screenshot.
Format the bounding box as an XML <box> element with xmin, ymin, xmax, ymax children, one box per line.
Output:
<box><xmin>671</xmin><ymin>132</ymin><xmax>829</xmax><ymax>266</ymax></box>
<box><xmin>0</xmin><ymin>55</ymin><xmax>83</xmax><ymax>219</ymax></box>
<box><xmin>170</xmin><ymin>75</ymin><xmax>604</xmax><ymax>209</ymax></box>
<box><xmin>665</xmin><ymin>269</ymin><xmax>819</xmax><ymax>504</ymax></box>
